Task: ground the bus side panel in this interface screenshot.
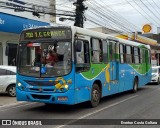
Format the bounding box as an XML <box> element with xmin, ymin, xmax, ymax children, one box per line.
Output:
<box><xmin>74</xmin><ymin>67</ymin><xmax>91</xmax><ymax>104</ymax></box>
<box><xmin>123</xmin><ymin>64</ymin><xmax>136</xmax><ymax>91</ymax></box>
<box><xmin>138</xmin><ymin>65</ymin><xmax>152</xmax><ymax>87</ymax></box>
<box><xmin>118</xmin><ymin>63</ymin><xmax>126</xmax><ymax>93</ymax></box>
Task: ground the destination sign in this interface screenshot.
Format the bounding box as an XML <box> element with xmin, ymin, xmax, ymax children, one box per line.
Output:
<box><xmin>20</xmin><ymin>28</ymin><xmax>71</xmax><ymax>40</ymax></box>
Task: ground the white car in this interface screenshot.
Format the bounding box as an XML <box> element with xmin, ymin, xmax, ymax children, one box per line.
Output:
<box><xmin>0</xmin><ymin>65</ymin><xmax>16</xmax><ymax>96</ymax></box>
<box><xmin>151</xmin><ymin>66</ymin><xmax>160</xmax><ymax>85</ymax></box>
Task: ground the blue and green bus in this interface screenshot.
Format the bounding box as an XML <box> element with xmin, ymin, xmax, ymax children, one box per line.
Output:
<box><xmin>16</xmin><ymin>26</ymin><xmax>151</xmax><ymax>107</ymax></box>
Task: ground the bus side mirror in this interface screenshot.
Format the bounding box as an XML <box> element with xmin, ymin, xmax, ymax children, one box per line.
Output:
<box><xmin>75</xmin><ymin>40</ymin><xmax>82</xmax><ymax>52</ymax></box>
<box><xmin>5</xmin><ymin>46</ymin><xmax>9</xmax><ymax>56</ymax></box>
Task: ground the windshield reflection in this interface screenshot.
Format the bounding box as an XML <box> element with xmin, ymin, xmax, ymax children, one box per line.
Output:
<box><xmin>18</xmin><ymin>41</ymin><xmax>71</xmax><ymax>77</ymax></box>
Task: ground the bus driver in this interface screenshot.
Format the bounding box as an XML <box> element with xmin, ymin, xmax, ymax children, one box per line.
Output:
<box><xmin>46</xmin><ymin>50</ymin><xmax>58</xmax><ymax>66</ymax></box>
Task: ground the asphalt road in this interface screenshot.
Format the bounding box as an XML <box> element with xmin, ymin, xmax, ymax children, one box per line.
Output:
<box><xmin>0</xmin><ymin>93</ymin><xmax>18</xmax><ymax>106</ymax></box>
<box><xmin>0</xmin><ymin>84</ymin><xmax>160</xmax><ymax>128</ymax></box>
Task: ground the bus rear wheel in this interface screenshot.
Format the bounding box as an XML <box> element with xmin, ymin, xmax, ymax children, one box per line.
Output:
<box><xmin>90</xmin><ymin>83</ymin><xmax>101</xmax><ymax>107</ymax></box>
<box><xmin>133</xmin><ymin>78</ymin><xmax>138</xmax><ymax>93</ymax></box>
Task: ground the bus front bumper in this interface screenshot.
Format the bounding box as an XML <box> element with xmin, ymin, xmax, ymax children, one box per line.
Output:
<box><xmin>16</xmin><ymin>88</ymin><xmax>75</xmax><ymax>105</ymax></box>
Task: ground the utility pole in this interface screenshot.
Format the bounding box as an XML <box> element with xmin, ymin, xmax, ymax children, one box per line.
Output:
<box><xmin>73</xmin><ymin>0</ymin><xmax>87</xmax><ymax>28</ymax></box>
<box><xmin>50</xmin><ymin>0</ymin><xmax>56</xmax><ymax>23</ymax></box>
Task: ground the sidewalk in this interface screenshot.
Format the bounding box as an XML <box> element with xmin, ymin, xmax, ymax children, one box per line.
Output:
<box><xmin>0</xmin><ymin>93</ymin><xmax>18</xmax><ymax>106</ymax></box>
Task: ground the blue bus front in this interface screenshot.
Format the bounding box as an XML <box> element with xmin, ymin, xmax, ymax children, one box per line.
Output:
<box><xmin>16</xmin><ymin>27</ymin><xmax>75</xmax><ymax>105</ymax></box>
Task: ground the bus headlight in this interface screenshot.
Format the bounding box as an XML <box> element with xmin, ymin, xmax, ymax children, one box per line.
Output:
<box><xmin>18</xmin><ymin>82</ymin><xmax>22</xmax><ymax>87</ymax></box>
<box><xmin>65</xmin><ymin>85</ymin><xmax>69</xmax><ymax>89</ymax></box>
<box><xmin>59</xmin><ymin>85</ymin><xmax>69</xmax><ymax>92</ymax></box>
<box><xmin>17</xmin><ymin>82</ymin><xmax>25</xmax><ymax>91</ymax></box>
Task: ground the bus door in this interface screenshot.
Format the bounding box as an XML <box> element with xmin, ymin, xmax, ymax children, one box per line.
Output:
<box><xmin>142</xmin><ymin>49</ymin><xmax>149</xmax><ymax>77</ymax></box>
<box><xmin>74</xmin><ymin>37</ymin><xmax>90</xmax><ymax>103</ymax></box>
<box><xmin>108</xmin><ymin>39</ymin><xmax>119</xmax><ymax>81</ymax></box>
<box><xmin>145</xmin><ymin>49</ymin><xmax>150</xmax><ymax>76</ymax></box>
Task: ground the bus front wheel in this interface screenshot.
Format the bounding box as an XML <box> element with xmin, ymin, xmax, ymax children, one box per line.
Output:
<box><xmin>90</xmin><ymin>83</ymin><xmax>101</xmax><ymax>107</ymax></box>
<box><xmin>133</xmin><ymin>78</ymin><xmax>138</xmax><ymax>93</ymax></box>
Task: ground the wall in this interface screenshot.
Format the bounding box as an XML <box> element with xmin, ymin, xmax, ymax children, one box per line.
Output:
<box><xmin>0</xmin><ymin>0</ymin><xmax>56</xmax><ymax>65</ymax></box>
<box><xmin>0</xmin><ymin>32</ymin><xmax>19</xmax><ymax>65</ymax></box>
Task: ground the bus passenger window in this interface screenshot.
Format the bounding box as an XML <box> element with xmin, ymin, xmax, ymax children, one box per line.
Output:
<box><xmin>133</xmin><ymin>47</ymin><xmax>139</xmax><ymax>64</ymax></box>
<box><xmin>75</xmin><ymin>40</ymin><xmax>90</xmax><ymax>64</ymax></box>
<box><xmin>102</xmin><ymin>40</ymin><xmax>108</xmax><ymax>63</ymax></box>
<box><xmin>120</xmin><ymin>44</ymin><xmax>125</xmax><ymax>63</ymax></box>
<box><xmin>75</xmin><ymin>39</ymin><xmax>90</xmax><ymax>72</ymax></box>
<box><xmin>126</xmin><ymin>45</ymin><xmax>132</xmax><ymax>63</ymax></box>
<box><xmin>91</xmin><ymin>38</ymin><xmax>102</xmax><ymax>63</ymax></box>
<box><xmin>148</xmin><ymin>50</ymin><xmax>151</xmax><ymax>64</ymax></box>
<box><xmin>108</xmin><ymin>40</ymin><xmax>117</xmax><ymax>61</ymax></box>
<box><xmin>77</xmin><ymin>53</ymin><xmax>84</xmax><ymax>63</ymax></box>
<box><xmin>75</xmin><ymin>40</ymin><xmax>84</xmax><ymax>64</ymax></box>
<box><xmin>140</xmin><ymin>49</ymin><xmax>143</xmax><ymax>63</ymax></box>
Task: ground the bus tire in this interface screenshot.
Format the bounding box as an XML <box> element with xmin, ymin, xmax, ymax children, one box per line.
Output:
<box><xmin>90</xmin><ymin>83</ymin><xmax>101</xmax><ymax>107</ymax></box>
<box><xmin>133</xmin><ymin>78</ymin><xmax>138</xmax><ymax>93</ymax></box>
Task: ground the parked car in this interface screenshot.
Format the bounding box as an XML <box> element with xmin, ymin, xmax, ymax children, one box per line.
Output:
<box><xmin>0</xmin><ymin>65</ymin><xmax>16</xmax><ymax>96</ymax></box>
<box><xmin>150</xmin><ymin>66</ymin><xmax>160</xmax><ymax>85</ymax></box>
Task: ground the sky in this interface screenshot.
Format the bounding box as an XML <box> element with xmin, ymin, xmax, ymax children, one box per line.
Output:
<box><xmin>56</xmin><ymin>0</ymin><xmax>160</xmax><ymax>34</ymax></box>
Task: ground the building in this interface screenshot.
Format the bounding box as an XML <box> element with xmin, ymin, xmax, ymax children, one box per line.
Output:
<box><xmin>138</xmin><ymin>33</ymin><xmax>160</xmax><ymax>66</ymax></box>
<box><xmin>0</xmin><ymin>0</ymin><xmax>56</xmax><ymax>65</ymax></box>
<box><xmin>89</xmin><ymin>27</ymin><xmax>160</xmax><ymax>66</ymax></box>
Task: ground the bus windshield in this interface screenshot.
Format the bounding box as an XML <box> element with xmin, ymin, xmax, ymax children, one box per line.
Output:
<box><xmin>17</xmin><ymin>41</ymin><xmax>71</xmax><ymax>77</ymax></box>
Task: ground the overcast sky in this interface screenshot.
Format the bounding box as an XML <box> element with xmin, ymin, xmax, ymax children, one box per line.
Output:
<box><xmin>57</xmin><ymin>0</ymin><xmax>160</xmax><ymax>34</ymax></box>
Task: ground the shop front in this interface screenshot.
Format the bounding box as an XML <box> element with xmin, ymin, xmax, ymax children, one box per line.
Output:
<box><xmin>0</xmin><ymin>12</ymin><xmax>50</xmax><ymax>65</ymax></box>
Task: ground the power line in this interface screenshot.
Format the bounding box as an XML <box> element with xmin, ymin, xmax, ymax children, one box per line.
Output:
<box><xmin>98</xmin><ymin>0</ymin><xmax>140</xmax><ymax>31</ymax></box>
<box><xmin>0</xmin><ymin>1</ymin><xmax>75</xmax><ymax>17</ymax></box>
<box><xmin>147</xmin><ymin>0</ymin><xmax>160</xmax><ymax>16</ymax></box>
<box><xmin>145</xmin><ymin>0</ymin><xmax>160</xmax><ymax>19</ymax></box>
<box><xmin>0</xmin><ymin>4</ymin><xmax>75</xmax><ymax>17</ymax></box>
<box><xmin>138</xmin><ymin>0</ymin><xmax>160</xmax><ymax>24</ymax></box>
<box><xmin>151</xmin><ymin>0</ymin><xmax>160</xmax><ymax>11</ymax></box>
<box><xmin>124</xmin><ymin>0</ymin><xmax>154</xmax><ymax>25</ymax></box>
<box><xmin>132</xmin><ymin>0</ymin><xmax>160</xmax><ymax>26</ymax></box>
<box><xmin>86</xmin><ymin>1</ymin><xmax>138</xmax><ymax>33</ymax></box>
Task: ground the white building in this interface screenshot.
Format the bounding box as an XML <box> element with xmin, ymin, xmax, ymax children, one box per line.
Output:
<box><xmin>0</xmin><ymin>0</ymin><xmax>56</xmax><ymax>65</ymax></box>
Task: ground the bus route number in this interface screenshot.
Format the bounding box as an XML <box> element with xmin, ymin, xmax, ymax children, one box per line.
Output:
<box><xmin>25</xmin><ymin>32</ymin><xmax>34</xmax><ymax>38</ymax></box>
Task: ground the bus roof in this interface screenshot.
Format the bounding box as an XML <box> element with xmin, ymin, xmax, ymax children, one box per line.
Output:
<box><xmin>72</xmin><ymin>26</ymin><xmax>150</xmax><ymax>49</ymax></box>
<box><xmin>21</xmin><ymin>25</ymin><xmax>150</xmax><ymax>49</ymax></box>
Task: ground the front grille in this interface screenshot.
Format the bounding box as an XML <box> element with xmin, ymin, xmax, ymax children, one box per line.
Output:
<box><xmin>43</xmin><ymin>89</ymin><xmax>54</xmax><ymax>91</ymax></box>
<box><xmin>25</xmin><ymin>80</ymin><xmax>54</xmax><ymax>86</ymax></box>
<box><xmin>29</xmin><ymin>88</ymin><xmax>54</xmax><ymax>93</ymax></box>
<box><xmin>31</xmin><ymin>94</ymin><xmax>51</xmax><ymax>100</ymax></box>
<box><xmin>29</xmin><ymin>88</ymin><xmax>39</xmax><ymax>91</ymax></box>
<box><xmin>25</xmin><ymin>80</ymin><xmax>55</xmax><ymax>93</ymax></box>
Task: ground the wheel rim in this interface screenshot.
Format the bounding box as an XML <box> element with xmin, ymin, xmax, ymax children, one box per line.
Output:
<box><xmin>92</xmin><ymin>89</ymin><xmax>100</xmax><ymax>102</ymax></box>
<box><xmin>9</xmin><ymin>86</ymin><xmax>16</xmax><ymax>96</ymax></box>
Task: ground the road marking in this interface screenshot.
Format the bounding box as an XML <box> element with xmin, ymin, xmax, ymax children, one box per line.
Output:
<box><xmin>0</xmin><ymin>102</ymin><xmax>25</xmax><ymax>108</ymax></box>
<box><xmin>55</xmin><ymin>95</ymin><xmax>138</xmax><ymax>128</ymax></box>
<box><xmin>0</xmin><ymin>102</ymin><xmax>36</xmax><ymax>112</ymax></box>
